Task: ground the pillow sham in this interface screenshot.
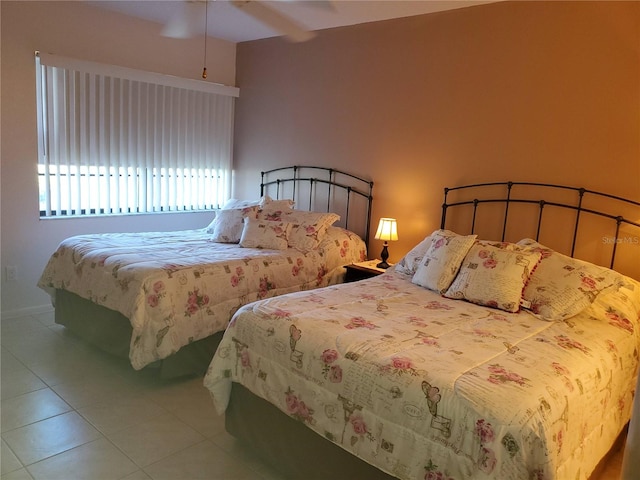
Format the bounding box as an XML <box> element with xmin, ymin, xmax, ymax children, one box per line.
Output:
<box><xmin>257</xmin><ymin>210</ymin><xmax>340</xmax><ymax>252</ymax></box>
<box><xmin>584</xmin><ymin>275</ymin><xmax>640</xmax><ymax>334</ymax></box>
<box><xmin>395</xmin><ymin>234</ymin><xmax>434</xmax><ymax>275</ymax></box>
<box><xmin>395</xmin><ymin>235</ymin><xmax>517</xmax><ymax>276</ymax></box>
<box><xmin>239</xmin><ymin>217</ymin><xmax>292</xmax><ymax>250</ymax></box>
<box><xmin>443</xmin><ymin>243</ymin><xmax>542</xmax><ymax>313</ymax></box>
<box><xmin>222</xmin><ymin>198</ymin><xmax>261</xmax><ymax>210</ymax></box>
<box><xmin>260</xmin><ymin>195</ymin><xmax>295</xmax><ymax>211</ymax></box>
<box><xmin>516</xmin><ymin>238</ymin><xmax>625</xmax><ymax>321</ymax></box>
<box><xmin>412</xmin><ymin>230</ymin><xmax>477</xmax><ymax>293</ymax></box>
<box><xmin>316</xmin><ymin>226</ymin><xmax>367</xmax><ymax>261</ymax></box>
<box><xmin>210</xmin><ymin>206</ymin><xmax>259</xmax><ymax>243</ymax></box>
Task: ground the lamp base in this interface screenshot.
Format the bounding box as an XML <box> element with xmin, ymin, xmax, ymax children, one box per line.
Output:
<box><xmin>377</xmin><ymin>242</ymin><xmax>390</xmax><ymax>269</ymax></box>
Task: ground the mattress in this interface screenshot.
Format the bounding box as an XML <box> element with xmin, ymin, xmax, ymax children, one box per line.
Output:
<box><xmin>204</xmin><ymin>270</ymin><xmax>640</xmax><ymax>479</ymax></box>
<box><xmin>38</xmin><ymin>226</ymin><xmax>366</xmax><ymax>369</ymax></box>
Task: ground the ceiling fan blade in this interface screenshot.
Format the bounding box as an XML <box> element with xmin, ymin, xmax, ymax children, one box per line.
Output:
<box><xmin>231</xmin><ymin>0</ymin><xmax>316</xmax><ymax>42</ymax></box>
<box><xmin>300</xmin><ymin>0</ymin><xmax>335</xmax><ymax>14</ymax></box>
<box><xmin>162</xmin><ymin>1</ymin><xmax>203</xmax><ymax>39</ymax></box>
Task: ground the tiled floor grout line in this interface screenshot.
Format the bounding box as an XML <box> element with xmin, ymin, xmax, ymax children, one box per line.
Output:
<box><xmin>3</xmin><ymin>315</ymin><xmax>147</xmax><ymax>477</ymax></box>
<box><xmin>1</xmin><ymin>313</ymin><xmax>262</xmax><ymax>480</ymax></box>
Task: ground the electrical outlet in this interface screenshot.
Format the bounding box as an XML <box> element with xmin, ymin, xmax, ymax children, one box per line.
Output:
<box><xmin>5</xmin><ymin>266</ymin><xmax>17</xmax><ymax>282</ymax></box>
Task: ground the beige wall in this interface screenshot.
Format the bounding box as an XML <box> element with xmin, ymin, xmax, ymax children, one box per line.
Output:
<box><xmin>1</xmin><ymin>1</ymin><xmax>236</xmax><ymax>316</ymax></box>
<box><xmin>233</xmin><ymin>1</ymin><xmax>640</xmax><ymax>278</ymax></box>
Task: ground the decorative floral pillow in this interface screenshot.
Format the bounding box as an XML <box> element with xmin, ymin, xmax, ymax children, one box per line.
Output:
<box><xmin>239</xmin><ymin>217</ymin><xmax>292</xmax><ymax>250</ymax></box>
<box><xmin>395</xmin><ymin>233</ymin><xmax>434</xmax><ymax>275</ymax></box>
<box><xmin>210</xmin><ymin>206</ymin><xmax>259</xmax><ymax>243</ymax></box>
<box><xmin>258</xmin><ymin>210</ymin><xmax>340</xmax><ymax>252</ymax></box>
<box><xmin>585</xmin><ymin>276</ymin><xmax>640</xmax><ymax>334</ymax></box>
<box><xmin>411</xmin><ymin>230</ymin><xmax>477</xmax><ymax>293</ymax></box>
<box><xmin>443</xmin><ymin>243</ymin><xmax>542</xmax><ymax>313</ymax></box>
<box><xmin>516</xmin><ymin>238</ymin><xmax>625</xmax><ymax>320</ymax></box>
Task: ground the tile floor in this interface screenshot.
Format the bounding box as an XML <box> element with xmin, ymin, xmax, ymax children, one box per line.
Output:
<box><xmin>0</xmin><ymin>311</ymin><xmax>627</xmax><ymax>480</ymax></box>
<box><xmin>1</xmin><ymin>311</ymin><xmax>285</xmax><ymax>480</ymax></box>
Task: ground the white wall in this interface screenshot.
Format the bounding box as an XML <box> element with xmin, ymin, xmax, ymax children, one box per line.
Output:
<box><xmin>0</xmin><ymin>1</ymin><xmax>237</xmax><ymax>317</ymax></box>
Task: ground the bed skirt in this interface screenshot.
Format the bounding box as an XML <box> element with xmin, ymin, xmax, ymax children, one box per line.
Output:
<box><xmin>55</xmin><ymin>289</ymin><xmax>223</xmax><ymax>378</ymax></box>
<box><xmin>226</xmin><ymin>382</ymin><xmax>395</xmax><ymax>480</ymax></box>
<box><xmin>225</xmin><ymin>382</ymin><xmax>627</xmax><ymax>480</ymax></box>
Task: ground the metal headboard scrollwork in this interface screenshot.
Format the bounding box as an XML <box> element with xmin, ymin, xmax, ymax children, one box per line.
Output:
<box><xmin>261</xmin><ymin>166</ymin><xmax>374</xmax><ymax>247</ymax></box>
<box><xmin>441</xmin><ymin>181</ymin><xmax>640</xmax><ymax>271</ymax></box>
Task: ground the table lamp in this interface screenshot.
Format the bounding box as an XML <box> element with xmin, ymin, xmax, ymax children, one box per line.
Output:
<box><xmin>374</xmin><ymin>218</ymin><xmax>398</xmax><ymax>269</ymax></box>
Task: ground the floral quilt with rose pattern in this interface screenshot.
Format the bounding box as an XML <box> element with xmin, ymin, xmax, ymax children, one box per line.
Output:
<box><xmin>204</xmin><ymin>270</ymin><xmax>640</xmax><ymax>480</ymax></box>
<box><xmin>38</xmin><ymin>227</ymin><xmax>366</xmax><ymax>370</ymax></box>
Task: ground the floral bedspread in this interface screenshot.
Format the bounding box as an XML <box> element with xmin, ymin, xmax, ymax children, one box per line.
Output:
<box><xmin>38</xmin><ymin>227</ymin><xmax>366</xmax><ymax>369</ymax></box>
<box><xmin>204</xmin><ymin>270</ymin><xmax>640</xmax><ymax>480</ymax></box>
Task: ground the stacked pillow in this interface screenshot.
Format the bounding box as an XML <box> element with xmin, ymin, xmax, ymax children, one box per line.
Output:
<box><xmin>398</xmin><ymin>230</ymin><xmax>624</xmax><ymax>318</ymax></box>
<box><xmin>207</xmin><ymin>206</ymin><xmax>260</xmax><ymax>243</ymax></box>
<box><xmin>442</xmin><ymin>241</ymin><xmax>542</xmax><ymax>313</ymax></box>
<box><xmin>411</xmin><ymin>230</ymin><xmax>477</xmax><ymax>293</ymax></box>
<box><xmin>256</xmin><ymin>209</ymin><xmax>340</xmax><ymax>252</ymax></box>
<box><xmin>206</xmin><ymin>196</ymin><xmax>287</xmax><ymax>243</ymax></box>
<box><xmin>204</xmin><ymin>197</ymin><xmax>263</xmax><ymax>237</ymax></box>
<box><xmin>516</xmin><ymin>238</ymin><xmax>624</xmax><ymax>320</ymax></box>
<box><xmin>206</xmin><ymin>195</ymin><xmax>340</xmax><ymax>252</ymax></box>
<box><xmin>239</xmin><ymin>218</ymin><xmax>292</xmax><ymax>250</ymax></box>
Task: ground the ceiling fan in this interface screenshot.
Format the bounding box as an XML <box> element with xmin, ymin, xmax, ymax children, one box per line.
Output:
<box><xmin>163</xmin><ymin>0</ymin><xmax>330</xmax><ymax>43</ymax></box>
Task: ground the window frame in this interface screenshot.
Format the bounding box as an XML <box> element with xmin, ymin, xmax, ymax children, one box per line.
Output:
<box><xmin>35</xmin><ymin>52</ymin><xmax>239</xmax><ymax>219</ymax></box>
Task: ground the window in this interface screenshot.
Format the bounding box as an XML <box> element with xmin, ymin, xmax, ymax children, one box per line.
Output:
<box><xmin>35</xmin><ymin>52</ymin><xmax>239</xmax><ymax>218</ymax></box>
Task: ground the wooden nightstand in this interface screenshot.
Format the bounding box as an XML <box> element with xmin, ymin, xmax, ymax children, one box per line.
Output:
<box><xmin>344</xmin><ymin>260</ymin><xmax>390</xmax><ymax>283</ymax></box>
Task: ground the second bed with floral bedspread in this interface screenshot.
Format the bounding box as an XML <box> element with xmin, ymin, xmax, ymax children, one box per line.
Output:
<box><xmin>204</xmin><ymin>266</ymin><xmax>640</xmax><ymax>479</ymax></box>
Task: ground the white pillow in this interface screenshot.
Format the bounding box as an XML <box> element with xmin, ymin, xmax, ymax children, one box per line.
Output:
<box><xmin>443</xmin><ymin>243</ymin><xmax>542</xmax><ymax>312</ymax></box>
<box><xmin>412</xmin><ymin>230</ymin><xmax>477</xmax><ymax>293</ymax></box>
<box><xmin>240</xmin><ymin>217</ymin><xmax>292</xmax><ymax>250</ymax></box>
<box><xmin>210</xmin><ymin>206</ymin><xmax>259</xmax><ymax>243</ymax></box>
<box><xmin>395</xmin><ymin>234</ymin><xmax>434</xmax><ymax>275</ymax></box>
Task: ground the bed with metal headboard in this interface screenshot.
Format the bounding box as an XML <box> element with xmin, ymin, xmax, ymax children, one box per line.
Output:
<box><xmin>38</xmin><ymin>166</ymin><xmax>374</xmax><ymax>378</ymax></box>
<box><xmin>205</xmin><ymin>180</ymin><xmax>640</xmax><ymax>480</ymax></box>
<box><xmin>441</xmin><ymin>181</ymin><xmax>640</xmax><ymax>278</ymax></box>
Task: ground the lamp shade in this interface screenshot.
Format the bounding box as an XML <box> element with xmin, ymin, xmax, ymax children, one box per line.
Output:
<box><xmin>374</xmin><ymin>218</ymin><xmax>398</xmax><ymax>242</ymax></box>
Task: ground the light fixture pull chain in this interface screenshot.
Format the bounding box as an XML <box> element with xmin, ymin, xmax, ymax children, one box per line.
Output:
<box><xmin>202</xmin><ymin>0</ymin><xmax>208</xmax><ymax>79</ymax></box>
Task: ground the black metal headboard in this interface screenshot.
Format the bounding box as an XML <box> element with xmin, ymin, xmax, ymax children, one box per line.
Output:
<box><xmin>260</xmin><ymin>166</ymin><xmax>374</xmax><ymax>246</ymax></box>
<box><xmin>441</xmin><ymin>181</ymin><xmax>640</xmax><ymax>271</ymax></box>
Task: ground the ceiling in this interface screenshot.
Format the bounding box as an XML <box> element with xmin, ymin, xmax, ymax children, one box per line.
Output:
<box><xmin>88</xmin><ymin>0</ymin><xmax>497</xmax><ymax>44</ymax></box>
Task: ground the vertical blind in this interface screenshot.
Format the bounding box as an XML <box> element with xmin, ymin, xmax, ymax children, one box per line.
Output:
<box><xmin>35</xmin><ymin>52</ymin><xmax>239</xmax><ymax>217</ymax></box>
